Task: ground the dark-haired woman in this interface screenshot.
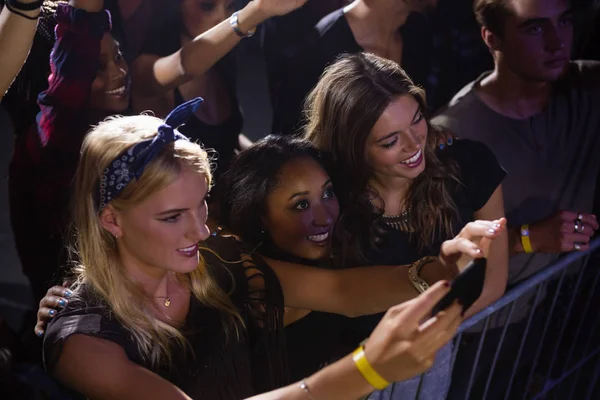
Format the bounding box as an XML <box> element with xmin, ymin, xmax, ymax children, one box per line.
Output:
<box><xmin>219</xmin><ymin>135</ymin><xmax>349</xmax><ymax>382</ymax></box>
<box><xmin>304</xmin><ymin>52</ymin><xmax>508</xmax><ymax>398</ymax></box>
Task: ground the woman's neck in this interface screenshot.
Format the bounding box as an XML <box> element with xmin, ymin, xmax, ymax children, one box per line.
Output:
<box><xmin>120</xmin><ymin>255</ymin><xmax>171</xmax><ymax>300</ymax></box>
<box><xmin>369</xmin><ymin>174</ymin><xmax>412</xmax><ymax>215</ymax></box>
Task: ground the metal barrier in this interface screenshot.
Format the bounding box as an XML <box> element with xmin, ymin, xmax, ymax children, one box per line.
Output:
<box><xmin>428</xmin><ymin>237</ymin><xmax>600</xmax><ymax>400</ymax></box>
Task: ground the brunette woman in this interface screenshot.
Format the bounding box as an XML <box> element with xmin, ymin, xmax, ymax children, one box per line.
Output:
<box><xmin>304</xmin><ymin>52</ymin><xmax>509</xmax><ymax>398</ymax></box>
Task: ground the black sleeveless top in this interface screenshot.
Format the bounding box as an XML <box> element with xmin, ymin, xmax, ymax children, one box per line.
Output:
<box><xmin>256</xmin><ymin>244</ymin><xmax>352</xmax><ymax>383</ymax></box>
<box><xmin>43</xmin><ymin>236</ymin><xmax>288</xmax><ymax>399</ymax></box>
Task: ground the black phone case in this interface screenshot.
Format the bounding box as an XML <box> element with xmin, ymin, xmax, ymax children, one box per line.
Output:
<box><xmin>431</xmin><ymin>258</ymin><xmax>487</xmax><ymax>317</ymax></box>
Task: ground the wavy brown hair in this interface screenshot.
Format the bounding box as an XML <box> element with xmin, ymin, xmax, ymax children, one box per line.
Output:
<box><xmin>304</xmin><ymin>53</ymin><xmax>460</xmax><ymax>265</ymax></box>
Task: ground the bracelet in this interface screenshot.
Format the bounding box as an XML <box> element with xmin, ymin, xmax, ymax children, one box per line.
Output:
<box><xmin>7</xmin><ymin>0</ymin><xmax>42</xmax><ymax>10</ymax></box>
<box><xmin>299</xmin><ymin>379</ymin><xmax>317</xmax><ymax>400</ymax></box>
<box><xmin>5</xmin><ymin>0</ymin><xmax>41</xmax><ymax>20</ymax></box>
<box><xmin>229</xmin><ymin>11</ymin><xmax>256</xmax><ymax>38</ymax></box>
<box><xmin>520</xmin><ymin>224</ymin><xmax>533</xmax><ymax>253</ymax></box>
<box><xmin>353</xmin><ymin>346</ymin><xmax>390</xmax><ymax>390</ymax></box>
<box><xmin>407</xmin><ymin>256</ymin><xmax>437</xmax><ymax>293</ymax></box>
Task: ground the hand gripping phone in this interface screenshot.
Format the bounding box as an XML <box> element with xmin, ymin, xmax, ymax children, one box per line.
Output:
<box><xmin>431</xmin><ymin>258</ymin><xmax>487</xmax><ymax>317</ymax></box>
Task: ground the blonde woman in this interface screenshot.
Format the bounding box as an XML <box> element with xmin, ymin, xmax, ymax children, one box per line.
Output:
<box><xmin>42</xmin><ymin>98</ymin><xmax>505</xmax><ymax>399</ymax></box>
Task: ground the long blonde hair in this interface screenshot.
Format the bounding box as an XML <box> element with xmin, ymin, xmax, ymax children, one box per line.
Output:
<box><xmin>69</xmin><ymin>115</ymin><xmax>242</xmax><ymax>367</ymax></box>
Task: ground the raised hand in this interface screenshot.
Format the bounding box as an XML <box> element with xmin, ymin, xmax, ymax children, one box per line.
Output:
<box><xmin>529</xmin><ymin>210</ymin><xmax>597</xmax><ymax>253</ymax></box>
<box><xmin>439</xmin><ymin>218</ymin><xmax>506</xmax><ymax>272</ymax></box>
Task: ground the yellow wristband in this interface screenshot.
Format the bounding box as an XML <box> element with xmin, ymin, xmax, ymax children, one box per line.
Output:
<box><xmin>520</xmin><ymin>224</ymin><xmax>533</xmax><ymax>253</ymax></box>
<box><xmin>352</xmin><ymin>346</ymin><xmax>390</xmax><ymax>390</ymax></box>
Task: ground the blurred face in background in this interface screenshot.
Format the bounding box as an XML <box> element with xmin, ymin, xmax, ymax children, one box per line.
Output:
<box><xmin>181</xmin><ymin>0</ymin><xmax>237</xmax><ymax>38</ymax></box>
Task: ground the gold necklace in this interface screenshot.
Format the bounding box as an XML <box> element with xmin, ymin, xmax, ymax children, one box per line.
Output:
<box><xmin>369</xmin><ymin>197</ymin><xmax>413</xmax><ymax>232</ymax></box>
<box><xmin>164</xmin><ymin>275</ymin><xmax>171</xmax><ymax>307</ymax></box>
<box><xmin>156</xmin><ymin>274</ymin><xmax>171</xmax><ymax>307</ymax></box>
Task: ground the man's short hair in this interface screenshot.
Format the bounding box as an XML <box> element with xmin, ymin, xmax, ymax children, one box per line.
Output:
<box><xmin>474</xmin><ymin>0</ymin><xmax>515</xmax><ymax>36</ymax></box>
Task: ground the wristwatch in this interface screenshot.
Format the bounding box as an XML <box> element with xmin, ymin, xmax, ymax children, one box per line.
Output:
<box><xmin>230</xmin><ymin>11</ymin><xmax>256</xmax><ymax>38</ymax></box>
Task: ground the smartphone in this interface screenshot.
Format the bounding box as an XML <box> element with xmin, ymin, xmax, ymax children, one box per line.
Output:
<box><xmin>431</xmin><ymin>258</ymin><xmax>487</xmax><ymax>317</ymax></box>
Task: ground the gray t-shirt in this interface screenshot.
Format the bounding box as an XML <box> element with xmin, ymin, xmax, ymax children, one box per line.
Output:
<box><xmin>432</xmin><ymin>61</ymin><xmax>600</xmax><ymax>286</ymax></box>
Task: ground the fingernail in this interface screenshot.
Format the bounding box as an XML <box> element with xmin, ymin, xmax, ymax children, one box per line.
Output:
<box><xmin>488</xmin><ymin>228</ymin><xmax>496</xmax><ymax>234</ymax></box>
<box><xmin>64</xmin><ymin>290</ymin><xmax>73</xmax><ymax>298</ymax></box>
<box><xmin>443</xmin><ymin>281</ymin><xmax>450</xmax><ymax>287</ymax></box>
<box><xmin>49</xmin><ymin>309</ymin><xmax>56</xmax><ymax>317</ymax></box>
<box><xmin>439</xmin><ymin>143</ymin><xmax>446</xmax><ymax>150</ymax></box>
<box><xmin>58</xmin><ymin>299</ymin><xmax>67</xmax><ymax>307</ymax></box>
<box><xmin>447</xmin><ymin>138</ymin><xmax>454</xmax><ymax>145</ymax></box>
<box><xmin>37</xmin><ymin>331</ymin><xmax>44</xmax><ymax>338</ymax></box>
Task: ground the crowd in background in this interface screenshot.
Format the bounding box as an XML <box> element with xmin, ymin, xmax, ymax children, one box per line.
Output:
<box><xmin>1</xmin><ymin>0</ymin><xmax>600</xmax><ymax>399</ymax></box>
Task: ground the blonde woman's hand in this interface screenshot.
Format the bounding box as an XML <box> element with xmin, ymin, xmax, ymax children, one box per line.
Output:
<box><xmin>363</xmin><ymin>281</ymin><xmax>462</xmax><ymax>383</ymax></box>
<box><xmin>439</xmin><ymin>218</ymin><xmax>507</xmax><ymax>273</ymax></box>
<box><xmin>34</xmin><ymin>285</ymin><xmax>72</xmax><ymax>338</ymax></box>
<box><xmin>253</xmin><ymin>0</ymin><xmax>309</xmax><ymax>17</ymax></box>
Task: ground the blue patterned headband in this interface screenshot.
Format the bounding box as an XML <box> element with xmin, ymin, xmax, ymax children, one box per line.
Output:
<box><xmin>94</xmin><ymin>97</ymin><xmax>204</xmax><ymax>213</ymax></box>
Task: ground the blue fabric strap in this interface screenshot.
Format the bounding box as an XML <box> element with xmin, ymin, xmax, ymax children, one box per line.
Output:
<box><xmin>94</xmin><ymin>97</ymin><xmax>203</xmax><ymax>212</ymax></box>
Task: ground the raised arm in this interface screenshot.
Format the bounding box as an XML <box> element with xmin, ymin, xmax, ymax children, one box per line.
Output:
<box><xmin>267</xmin><ymin>219</ymin><xmax>505</xmax><ymax>317</ymax></box>
<box><xmin>0</xmin><ymin>0</ymin><xmax>40</xmax><ymax>98</ymax></box>
<box><xmin>132</xmin><ymin>0</ymin><xmax>308</xmax><ymax>97</ymax></box>
<box><xmin>468</xmin><ymin>185</ymin><xmax>508</xmax><ymax>317</ymax></box>
<box><xmin>34</xmin><ymin>0</ymin><xmax>109</xmax><ymax>149</ymax></box>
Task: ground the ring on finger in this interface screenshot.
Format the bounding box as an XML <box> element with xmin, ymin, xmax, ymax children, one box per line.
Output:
<box><xmin>577</xmin><ymin>213</ymin><xmax>584</xmax><ymax>221</ymax></box>
<box><xmin>574</xmin><ymin>243</ymin><xmax>582</xmax><ymax>251</ymax></box>
<box><xmin>574</xmin><ymin>221</ymin><xmax>584</xmax><ymax>233</ymax></box>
